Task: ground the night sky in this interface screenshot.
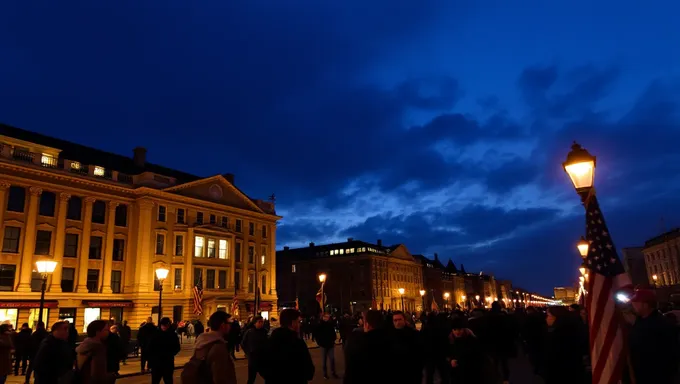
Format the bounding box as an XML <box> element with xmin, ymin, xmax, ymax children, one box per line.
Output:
<box><xmin>1</xmin><ymin>1</ymin><xmax>679</xmax><ymax>294</ymax></box>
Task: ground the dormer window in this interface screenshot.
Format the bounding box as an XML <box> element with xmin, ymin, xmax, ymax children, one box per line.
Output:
<box><xmin>94</xmin><ymin>166</ymin><xmax>105</xmax><ymax>176</ymax></box>
<box><xmin>70</xmin><ymin>162</ymin><xmax>81</xmax><ymax>170</ymax></box>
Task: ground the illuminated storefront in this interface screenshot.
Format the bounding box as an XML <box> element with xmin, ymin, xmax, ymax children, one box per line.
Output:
<box><xmin>81</xmin><ymin>300</ymin><xmax>133</xmax><ymax>332</ymax></box>
<box><xmin>0</xmin><ymin>301</ymin><xmax>58</xmax><ymax>329</ymax></box>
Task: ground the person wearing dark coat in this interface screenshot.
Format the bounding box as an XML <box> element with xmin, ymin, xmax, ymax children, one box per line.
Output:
<box><xmin>258</xmin><ymin>309</ymin><xmax>314</xmax><ymax>384</ymax></box>
<box><xmin>118</xmin><ymin>321</ymin><xmax>131</xmax><ymax>365</ymax></box>
<box><xmin>422</xmin><ymin>313</ymin><xmax>450</xmax><ymax>384</ymax></box>
<box><xmin>13</xmin><ymin>323</ymin><xmax>31</xmax><ymax>376</ymax></box>
<box><xmin>390</xmin><ymin>311</ymin><xmax>423</xmax><ymax>384</ymax></box>
<box><xmin>628</xmin><ymin>289</ymin><xmax>679</xmax><ymax>384</ymax></box>
<box><xmin>313</xmin><ymin>313</ymin><xmax>338</xmax><ymax>379</ymax></box>
<box><xmin>24</xmin><ymin>322</ymin><xmax>48</xmax><ymax>384</ymax></box>
<box><xmin>447</xmin><ymin>317</ymin><xmax>485</xmax><ymax>384</ymax></box>
<box><xmin>136</xmin><ymin>317</ymin><xmax>156</xmax><ymax>372</ymax></box>
<box><xmin>343</xmin><ymin>310</ymin><xmax>396</xmax><ymax>384</ymax></box>
<box><xmin>241</xmin><ymin>316</ymin><xmax>268</xmax><ymax>384</ymax></box>
<box><xmin>105</xmin><ymin>325</ymin><xmax>124</xmax><ymax>376</ymax></box>
<box><xmin>486</xmin><ymin>302</ymin><xmax>517</xmax><ymax>382</ymax></box>
<box><xmin>226</xmin><ymin>321</ymin><xmax>241</xmax><ymax>360</ymax></box>
<box><xmin>539</xmin><ymin>306</ymin><xmax>586</xmax><ymax>384</ymax></box>
<box><xmin>148</xmin><ymin>318</ymin><xmax>180</xmax><ymax>384</ymax></box>
<box><xmin>31</xmin><ymin>321</ymin><xmax>73</xmax><ymax>384</ymax></box>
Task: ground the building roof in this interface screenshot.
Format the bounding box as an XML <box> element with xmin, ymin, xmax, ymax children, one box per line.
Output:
<box><xmin>0</xmin><ymin>122</ymin><xmax>202</xmax><ymax>184</ymax></box>
<box><xmin>644</xmin><ymin>228</ymin><xmax>680</xmax><ymax>248</ymax></box>
<box><xmin>277</xmin><ymin>239</ymin><xmax>393</xmax><ymax>260</ymax></box>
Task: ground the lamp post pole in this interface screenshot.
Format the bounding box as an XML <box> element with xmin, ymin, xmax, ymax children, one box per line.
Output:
<box><xmin>318</xmin><ymin>273</ymin><xmax>326</xmax><ymax>313</ymax></box>
<box><xmin>419</xmin><ymin>290</ymin><xmax>426</xmax><ymax>312</ymax></box>
<box><xmin>398</xmin><ymin>288</ymin><xmax>405</xmax><ymax>310</ymax></box>
<box><xmin>38</xmin><ymin>274</ymin><xmax>47</xmax><ymax>326</ymax></box>
<box><xmin>157</xmin><ymin>279</ymin><xmax>163</xmax><ymax>325</ymax></box>
<box><xmin>35</xmin><ymin>259</ymin><xmax>57</xmax><ymax>327</ymax></box>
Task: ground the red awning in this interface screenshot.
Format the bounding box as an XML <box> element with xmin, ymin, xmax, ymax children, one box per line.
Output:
<box><xmin>246</xmin><ymin>301</ymin><xmax>272</xmax><ymax>310</ymax></box>
<box><xmin>82</xmin><ymin>300</ymin><xmax>134</xmax><ymax>308</ymax></box>
<box><xmin>0</xmin><ymin>300</ymin><xmax>59</xmax><ymax>309</ymax></box>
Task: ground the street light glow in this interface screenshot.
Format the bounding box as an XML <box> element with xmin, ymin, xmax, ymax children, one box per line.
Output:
<box><xmin>398</xmin><ymin>288</ymin><xmax>405</xmax><ymax>295</ymax></box>
<box><xmin>577</xmin><ymin>237</ymin><xmax>590</xmax><ymax>258</ymax></box>
<box><xmin>318</xmin><ymin>273</ymin><xmax>326</xmax><ymax>283</ymax></box>
<box><xmin>419</xmin><ymin>289</ymin><xmax>426</xmax><ymax>296</ymax></box>
<box><xmin>563</xmin><ymin>142</ymin><xmax>596</xmax><ymax>191</ymax></box>
<box><xmin>443</xmin><ymin>292</ymin><xmax>450</xmax><ymax>299</ymax></box>
<box><xmin>155</xmin><ymin>266</ymin><xmax>170</xmax><ymax>280</ymax></box>
<box><xmin>35</xmin><ymin>259</ymin><xmax>58</xmax><ymax>274</ymax></box>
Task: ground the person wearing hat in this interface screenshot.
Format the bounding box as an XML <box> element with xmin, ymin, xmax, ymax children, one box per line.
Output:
<box><xmin>447</xmin><ymin>317</ymin><xmax>486</xmax><ymax>384</ymax></box>
<box><xmin>628</xmin><ymin>288</ymin><xmax>679</xmax><ymax>384</ymax></box>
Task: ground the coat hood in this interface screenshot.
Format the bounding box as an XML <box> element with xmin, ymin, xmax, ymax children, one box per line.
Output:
<box><xmin>75</xmin><ymin>337</ymin><xmax>104</xmax><ymax>355</ymax></box>
<box><xmin>194</xmin><ymin>330</ymin><xmax>226</xmax><ymax>350</ymax></box>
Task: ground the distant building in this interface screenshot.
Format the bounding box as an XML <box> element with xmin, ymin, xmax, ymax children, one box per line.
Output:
<box><xmin>554</xmin><ymin>287</ymin><xmax>577</xmax><ymax>305</ymax></box>
<box><xmin>621</xmin><ymin>247</ymin><xmax>649</xmax><ymax>287</ymax></box>
<box><xmin>642</xmin><ymin>229</ymin><xmax>680</xmax><ymax>287</ymax></box>
<box><xmin>414</xmin><ymin>254</ymin><xmax>465</xmax><ymax>310</ymax></box>
<box><xmin>276</xmin><ymin>239</ymin><xmax>424</xmax><ymax>314</ymax></box>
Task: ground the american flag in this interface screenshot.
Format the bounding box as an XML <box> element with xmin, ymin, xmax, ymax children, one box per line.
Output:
<box><xmin>583</xmin><ymin>195</ymin><xmax>631</xmax><ymax>384</ymax></box>
<box><xmin>232</xmin><ymin>293</ymin><xmax>240</xmax><ymax>318</ymax></box>
<box><xmin>295</xmin><ymin>296</ymin><xmax>299</xmax><ymax>310</ymax></box>
<box><xmin>430</xmin><ymin>290</ymin><xmax>439</xmax><ymax>311</ymax></box>
<box><xmin>192</xmin><ymin>273</ymin><xmax>203</xmax><ymax>315</ymax></box>
<box><xmin>315</xmin><ymin>282</ymin><xmax>325</xmax><ymax>311</ymax></box>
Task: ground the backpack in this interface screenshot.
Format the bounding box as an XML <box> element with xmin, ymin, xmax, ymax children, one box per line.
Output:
<box><xmin>180</xmin><ymin>341</ymin><xmax>222</xmax><ymax>384</ymax></box>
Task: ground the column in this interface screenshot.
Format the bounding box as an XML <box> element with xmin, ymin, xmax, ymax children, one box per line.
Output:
<box><xmin>184</xmin><ymin>228</ymin><xmax>194</xmax><ymax>295</ymax></box>
<box><xmin>76</xmin><ymin>197</ymin><xmax>96</xmax><ymax>293</ymax></box>
<box><xmin>0</xmin><ymin>182</ymin><xmax>10</xmax><ymax>250</ymax></box>
<box><xmin>228</xmin><ymin>237</ymin><xmax>236</xmax><ymax>291</ymax></box>
<box><xmin>101</xmin><ymin>201</ymin><xmax>118</xmax><ymax>294</ymax></box>
<box><xmin>17</xmin><ymin>187</ymin><xmax>42</xmax><ymax>292</ymax></box>
<box><xmin>49</xmin><ymin>193</ymin><xmax>71</xmax><ymax>292</ymax></box>
<box><xmin>268</xmin><ymin>224</ymin><xmax>277</xmax><ymax>295</ymax></box>
<box><xmin>133</xmin><ymin>199</ymin><xmax>154</xmax><ymax>293</ymax></box>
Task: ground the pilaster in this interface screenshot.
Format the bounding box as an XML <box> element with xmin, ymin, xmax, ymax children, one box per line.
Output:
<box><xmin>133</xmin><ymin>199</ymin><xmax>154</xmax><ymax>293</ymax></box>
<box><xmin>228</xmin><ymin>237</ymin><xmax>236</xmax><ymax>291</ymax></box>
<box><xmin>0</xmin><ymin>182</ymin><xmax>11</xmax><ymax>251</ymax></box>
<box><xmin>101</xmin><ymin>201</ymin><xmax>119</xmax><ymax>293</ymax></box>
<box><xmin>49</xmin><ymin>193</ymin><xmax>71</xmax><ymax>292</ymax></box>
<box><xmin>269</xmin><ymin>224</ymin><xmax>277</xmax><ymax>295</ymax></box>
<box><xmin>184</xmin><ymin>227</ymin><xmax>194</xmax><ymax>294</ymax></box>
<box><xmin>76</xmin><ymin>197</ymin><xmax>96</xmax><ymax>293</ymax></box>
<box><xmin>17</xmin><ymin>187</ymin><xmax>42</xmax><ymax>292</ymax></box>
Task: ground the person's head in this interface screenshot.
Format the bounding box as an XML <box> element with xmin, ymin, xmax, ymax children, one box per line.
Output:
<box><xmin>569</xmin><ymin>304</ymin><xmax>580</xmax><ymax>312</ymax></box>
<box><xmin>208</xmin><ymin>311</ymin><xmax>232</xmax><ymax>336</ymax></box>
<box><xmin>123</xmin><ymin>320</ymin><xmax>127</xmax><ymax>326</ymax></box>
<box><xmin>21</xmin><ymin>323</ymin><xmax>29</xmax><ymax>329</ymax></box>
<box><xmin>160</xmin><ymin>317</ymin><xmax>172</xmax><ymax>331</ymax></box>
<box><xmin>36</xmin><ymin>321</ymin><xmax>45</xmax><ymax>330</ymax></box>
<box><xmin>491</xmin><ymin>301</ymin><xmax>501</xmax><ymax>312</ymax></box>
<box><xmin>450</xmin><ymin>317</ymin><xmax>469</xmax><ymax>338</ymax></box>
<box><xmin>630</xmin><ymin>289</ymin><xmax>656</xmax><ymax>317</ymax></box>
<box><xmin>322</xmin><ymin>313</ymin><xmax>331</xmax><ymax>322</ymax></box>
<box><xmin>110</xmin><ymin>325</ymin><xmax>119</xmax><ymax>334</ymax></box>
<box><xmin>279</xmin><ymin>309</ymin><xmax>301</xmax><ymax>331</ymax></box>
<box><xmin>364</xmin><ymin>310</ymin><xmax>383</xmax><ymax>331</ymax></box>
<box><xmin>546</xmin><ymin>306</ymin><xmax>569</xmax><ymax>327</ymax></box>
<box><xmin>392</xmin><ymin>311</ymin><xmax>406</xmax><ymax>329</ymax></box>
<box><xmin>0</xmin><ymin>324</ymin><xmax>10</xmax><ymax>334</ymax></box>
<box><xmin>51</xmin><ymin>321</ymin><xmax>69</xmax><ymax>340</ymax></box>
<box><xmin>146</xmin><ymin>317</ymin><xmax>153</xmax><ymax>324</ymax></box>
<box><xmin>86</xmin><ymin>320</ymin><xmax>109</xmax><ymax>340</ymax></box>
<box><xmin>253</xmin><ymin>316</ymin><xmax>264</xmax><ymax>329</ymax></box>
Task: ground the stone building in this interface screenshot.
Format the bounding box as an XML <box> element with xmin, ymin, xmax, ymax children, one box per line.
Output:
<box><xmin>0</xmin><ymin>123</ymin><xmax>280</xmax><ymax>332</ymax></box>
<box><xmin>642</xmin><ymin>229</ymin><xmax>680</xmax><ymax>287</ymax></box>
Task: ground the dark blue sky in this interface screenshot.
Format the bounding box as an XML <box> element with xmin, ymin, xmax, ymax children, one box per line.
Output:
<box><xmin>2</xmin><ymin>1</ymin><xmax>679</xmax><ymax>294</ymax></box>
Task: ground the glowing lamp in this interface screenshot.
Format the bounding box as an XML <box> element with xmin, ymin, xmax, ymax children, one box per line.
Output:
<box><xmin>443</xmin><ymin>292</ymin><xmax>450</xmax><ymax>299</ymax></box>
<box><xmin>155</xmin><ymin>266</ymin><xmax>170</xmax><ymax>280</ymax></box>
<box><xmin>398</xmin><ymin>288</ymin><xmax>405</xmax><ymax>295</ymax></box>
<box><xmin>577</xmin><ymin>237</ymin><xmax>589</xmax><ymax>259</ymax></box>
<box><xmin>419</xmin><ymin>289</ymin><xmax>426</xmax><ymax>297</ymax></box>
<box><xmin>461</xmin><ymin>295</ymin><xmax>466</xmax><ymax>300</ymax></box>
<box><xmin>35</xmin><ymin>259</ymin><xmax>57</xmax><ymax>274</ymax></box>
<box><xmin>563</xmin><ymin>142</ymin><xmax>596</xmax><ymax>191</ymax></box>
<box><xmin>318</xmin><ymin>273</ymin><xmax>326</xmax><ymax>283</ymax></box>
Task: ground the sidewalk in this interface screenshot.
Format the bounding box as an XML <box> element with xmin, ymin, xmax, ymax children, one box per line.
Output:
<box><xmin>6</xmin><ymin>338</ymin><xmax>323</xmax><ymax>382</ymax></box>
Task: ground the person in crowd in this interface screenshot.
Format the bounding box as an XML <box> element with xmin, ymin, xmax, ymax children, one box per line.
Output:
<box><xmin>313</xmin><ymin>313</ymin><xmax>339</xmax><ymax>380</ymax></box>
<box><xmin>258</xmin><ymin>308</ymin><xmax>314</xmax><ymax>384</ymax></box>
<box><xmin>75</xmin><ymin>319</ymin><xmax>114</xmax><ymax>384</ymax></box>
<box><xmin>181</xmin><ymin>311</ymin><xmax>236</xmax><ymax>384</ymax></box>
<box><xmin>13</xmin><ymin>323</ymin><xmax>31</xmax><ymax>376</ymax></box>
<box><xmin>118</xmin><ymin>321</ymin><xmax>131</xmax><ymax>365</ymax></box>
<box><xmin>226</xmin><ymin>319</ymin><xmax>241</xmax><ymax>360</ymax></box>
<box><xmin>31</xmin><ymin>321</ymin><xmax>73</xmax><ymax>384</ymax></box>
<box><xmin>422</xmin><ymin>313</ymin><xmax>450</xmax><ymax>384</ymax></box>
<box><xmin>136</xmin><ymin>317</ymin><xmax>156</xmax><ymax>372</ymax></box>
<box><xmin>148</xmin><ymin>317</ymin><xmax>181</xmax><ymax>384</ymax></box>
<box><xmin>0</xmin><ymin>324</ymin><xmax>13</xmax><ymax>384</ymax></box>
<box><xmin>193</xmin><ymin>320</ymin><xmax>204</xmax><ymax>340</ymax></box>
<box><xmin>105</xmin><ymin>324</ymin><xmax>124</xmax><ymax>378</ymax></box>
<box><xmin>344</xmin><ymin>310</ymin><xmax>395</xmax><ymax>384</ymax></box>
<box><xmin>486</xmin><ymin>301</ymin><xmax>517</xmax><ymax>384</ymax></box>
<box><xmin>628</xmin><ymin>288</ymin><xmax>679</xmax><ymax>384</ymax></box>
<box><xmin>25</xmin><ymin>321</ymin><xmax>48</xmax><ymax>384</ymax></box>
<box><xmin>67</xmin><ymin>321</ymin><xmax>78</xmax><ymax>355</ymax></box>
<box><xmin>390</xmin><ymin>311</ymin><xmax>423</xmax><ymax>384</ymax></box>
<box><xmin>240</xmin><ymin>316</ymin><xmax>268</xmax><ymax>384</ymax></box>
<box><xmin>539</xmin><ymin>306</ymin><xmax>587</xmax><ymax>384</ymax></box>
<box><xmin>447</xmin><ymin>317</ymin><xmax>485</xmax><ymax>384</ymax></box>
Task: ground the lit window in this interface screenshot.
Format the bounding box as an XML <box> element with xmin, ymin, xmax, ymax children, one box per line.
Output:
<box><xmin>41</xmin><ymin>154</ymin><xmax>56</xmax><ymax>167</ymax></box>
<box><xmin>207</xmin><ymin>239</ymin><xmax>216</xmax><ymax>258</ymax></box>
<box><xmin>292</xmin><ymin>264</ymin><xmax>296</xmax><ymax>273</ymax></box>
<box><xmin>218</xmin><ymin>240</ymin><xmax>228</xmax><ymax>259</ymax></box>
<box><xmin>94</xmin><ymin>166</ymin><xmax>105</xmax><ymax>176</ymax></box>
<box><xmin>70</xmin><ymin>162</ymin><xmax>81</xmax><ymax>170</ymax></box>
<box><xmin>261</xmin><ymin>255</ymin><xmax>265</xmax><ymax>265</ymax></box>
<box><xmin>194</xmin><ymin>236</ymin><xmax>204</xmax><ymax>257</ymax></box>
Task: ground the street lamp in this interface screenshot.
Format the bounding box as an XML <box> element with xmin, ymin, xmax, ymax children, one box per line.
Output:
<box><xmin>155</xmin><ymin>266</ymin><xmax>170</xmax><ymax>324</ymax></box>
<box><xmin>419</xmin><ymin>289</ymin><xmax>426</xmax><ymax>311</ymax></box>
<box><xmin>35</xmin><ymin>259</ymin><xmax>58</xmax><ymax>326</ymax></box>
<box><xmin>443</xmin><ymin>292</ymin><xmax>450</xmax><ymax>310</ymax></box>
<box><xmin>652</xmin><ymin>274</ymin><xmax>658</xmax><ymax>287</ymax></box>
<box><xmin>398</xmin><ymin>288</ymin><xmax>405</xmax><ymax>310</ymax></box>
<box><xmin>563</xmin><ymin>142</ymin><xmax>596</xmax><ymax>193</ymax></box>
<box><xmin>577</xmin><ymin>237</ymin><xmax>589</xmax><ymax>259</ymax></box>
<box><xmin>461</xmin><ymin>295</ymin><xmax>466</xmax><ymax>309</ymax></box>
<box><xmin>318</xmin><ymin>273</ymin><xmax>327</xmax><ymax>312</ymax></box>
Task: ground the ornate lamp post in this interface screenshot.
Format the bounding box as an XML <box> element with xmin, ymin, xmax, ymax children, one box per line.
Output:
<box><xmin>155</xmin><ymin>266</ymin><xmax>170</xmax><ymax>324</ymax></box>
<box><xmin>461</xmin><ymin>295</ymin><xmax>467</xmax><ymax>310</ymax></box>
<box><xmin>398</xmin><ymin>288</ymin><xmax>405</xmax><ymax>310</ymax></box>
<box><xmin>419</xmin><ymin>289</ymin><xmax>426</xmax><ymax>312</ymax></box>
<box><xmin>318</xmin><ymin>273</ymin><xmax>327</xmax><ymax>312</ymax></box>
<box><xmin>443</xmin><ymin>292</ymin><xmax>450</xmax><ymax>310</ymax></box>
<box><xmin>35</xmin><ymin>259</ymin><xmax>58</xmax><ymax>326</ymax></box>
<box><xmin>652</xmin><ymin>274</ymin><xmax>658</xmax><ymax>287</ymax></box>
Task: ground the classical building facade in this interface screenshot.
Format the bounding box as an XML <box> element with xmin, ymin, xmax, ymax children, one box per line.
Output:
<box><xmin>642</xmin><ymin>229</ymin><xmax>680</xmax><ymax>287</ymax></box>
<box><xmin>0</xmin><ymin>124</ymin><xmax>280</xmax><ymax>332</ymax></box>
<box><xmin>276</xmin><ymin>239</ymin><xmax>424</xmax><ymax>314</ymax></box>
